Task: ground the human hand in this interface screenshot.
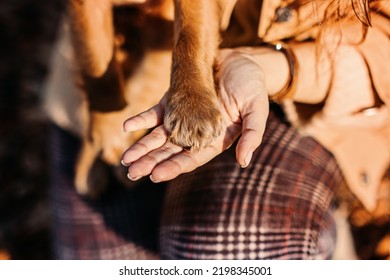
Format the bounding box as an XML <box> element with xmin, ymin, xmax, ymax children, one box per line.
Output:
<box><xmin>121</xmin><ymin>49</ymin><xmax>269</xmax><ymax>183</ymax></box>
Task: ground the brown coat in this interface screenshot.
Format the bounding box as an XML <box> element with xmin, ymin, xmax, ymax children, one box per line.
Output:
<box><xmin>240</xmin><ymin>0</ymin><xmax>390</xmax><ymax>211</ymax></box>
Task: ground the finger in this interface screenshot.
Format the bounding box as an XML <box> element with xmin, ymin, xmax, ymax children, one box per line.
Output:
<box><xmin>149</xmin><ymin>148</ymin><xmax>217</xmax><ymax>183</ymax></box>
<box><xmin>236</xmin><ymin>100</ymin><xmax>268</xmax><ymax>167</ymax></box>
<box><xmin>123</xmin><ymin>104</ymin><xmax>163</xmax><ymax>132</ymax></box>
<box><xmin>150</xmin><ymin>132</ymin><xmax>233</xmax><ymax>183</ymax></box>
<box><xmin>122</xmin><ymin>125</ymin><xmax>168</xmax><ymax>164</ymax></box>
<box><xmin>127</xmin><ymin>141</ymin><xmax>183</xmax><ymax>180</ymax></box>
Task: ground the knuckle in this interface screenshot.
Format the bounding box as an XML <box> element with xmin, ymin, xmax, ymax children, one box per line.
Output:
<box><xmin>142</xmin><ymin>154</ymin><xmax>158</xmax><ymax>165</ymax></box>
<box><xmin>149</xmin><ymin>131</ymin><xmax>167</xmax><ymax>142</ymax></box>
<box><xmin>133</xmin><ymin>141</ymin><xmax>149</xmax><ymax>152</ymax></box>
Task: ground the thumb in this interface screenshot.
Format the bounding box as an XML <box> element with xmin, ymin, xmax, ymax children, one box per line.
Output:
<box><xmin>236</xmin><ymin>98</ymin><xmax>269</xmax><ymax>167</ymax></box>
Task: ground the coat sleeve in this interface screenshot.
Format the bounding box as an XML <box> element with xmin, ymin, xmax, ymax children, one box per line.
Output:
<box><xmin>355</xmin><ymin>3</ymin><xmax>390</xmax><ymax>105</ymax></box>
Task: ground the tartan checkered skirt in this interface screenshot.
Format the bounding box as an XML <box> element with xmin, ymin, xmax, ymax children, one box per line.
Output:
<box><xmin>49</xmin><ymin>106</ymin><xmax>342</xmax><ymax>259</ymax></box>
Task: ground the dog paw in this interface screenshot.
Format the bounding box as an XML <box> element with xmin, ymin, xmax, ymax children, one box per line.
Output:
<box><xmin>164</xmin><ymin>91</ymin><xmax>223</xmax><ymax>151</ymax></box>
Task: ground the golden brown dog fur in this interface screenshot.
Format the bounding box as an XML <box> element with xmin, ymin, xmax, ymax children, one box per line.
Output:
<box><xmin>68</xmin><ymin>0</ymin><xmax>226</xmax><ymax>146</ymax></box>
<box><xmin>66</xmin><ymin>0</ymin><xmax>250</xmax><ymax>195</ymax></box>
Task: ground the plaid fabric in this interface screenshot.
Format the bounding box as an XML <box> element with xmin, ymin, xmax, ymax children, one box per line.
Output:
<box><xmin>49</xmin><ymin>126</ymin><xmax>164</xmax><ymax>259</ymax></box>
<box><xmin>49</xmin><ymin>105</ymin><xmax>342</xmax><ymax>259</ymax></box>
<box><xmin>160</xmin><ymin>107</ymin><xmax>341</xmax><ymax>259</ymax></box>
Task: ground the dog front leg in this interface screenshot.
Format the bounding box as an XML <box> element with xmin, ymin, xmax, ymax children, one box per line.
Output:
<box><xmin>68</xmin><ymin>0</ymin><xmax>113</xmax><ymax>77</ymax></box>
<box><xmin>164</xmin><ymin>0</ymin><xmax>225</xmax><ymax>151</ymax></box>
<box><xmin>68</xmin><ymin>0</ymin><xmax>126</xmax><ymax>111</ymax></box>
<box><xmin>68</xmin><ymin>0</ymin><xmax>127</xmax><ymax>195</ymax></box>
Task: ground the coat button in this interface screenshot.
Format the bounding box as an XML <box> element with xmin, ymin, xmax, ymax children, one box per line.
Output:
<box><xmin>360</xmin><ymin>172</ymin><xmax>370</xmax><ymax>186</ymax></box>
<box><xmin>275</xmin><ymin>7</ymin><xmax>293</xmax><ymax>22</ymax></box>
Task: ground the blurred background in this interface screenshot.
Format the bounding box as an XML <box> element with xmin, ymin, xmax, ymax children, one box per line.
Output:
<box><xmin>0</xmin><ymin>0</ymin><xmax>66</xmax><ymax>259</ymax></box>
<box><xmin>0</xmin><ymin>0</ymin><xmax>389</xmax><ymax>260</ymax></box>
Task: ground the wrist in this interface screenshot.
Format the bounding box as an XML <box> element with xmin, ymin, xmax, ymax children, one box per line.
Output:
<box><xmin>261</xmin><ymin>42</ymin><xmax>298</xmax><ymax>103</ymax></box>
<box><xmin>224</xmin><ymin>47</ymin><xmax>290</xmax><ymax>98</ymax></box>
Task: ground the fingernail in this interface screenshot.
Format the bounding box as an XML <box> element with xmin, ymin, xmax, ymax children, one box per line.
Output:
<box><xmin>149</xmin><ymin>175</ymin><xmax>160</xmax><ymax>183</ymax></box>
<box><xmin>127</xmin><ymin>173</ymin><xmax>142</xmax><ymax>181</ymax></box>
<box><xmin>123</xmin><ymin>124</ymin><xmax>130</xmax><ymax>133</ymax></box>
<box><xmin>241</xmin><ymin>152</ymin><xmax>253</xmax><ymax>168</ymax></box>
<box><xmin>121</xmin><ymin>160</ymin><xmax>130</xmax><ymax>167</ymax></box>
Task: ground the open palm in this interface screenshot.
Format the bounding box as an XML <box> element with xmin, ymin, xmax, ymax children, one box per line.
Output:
<box><xmin>121</xmin><ymin>50</ymin><xmax>269</xmax><ymax>183</ymax></box>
